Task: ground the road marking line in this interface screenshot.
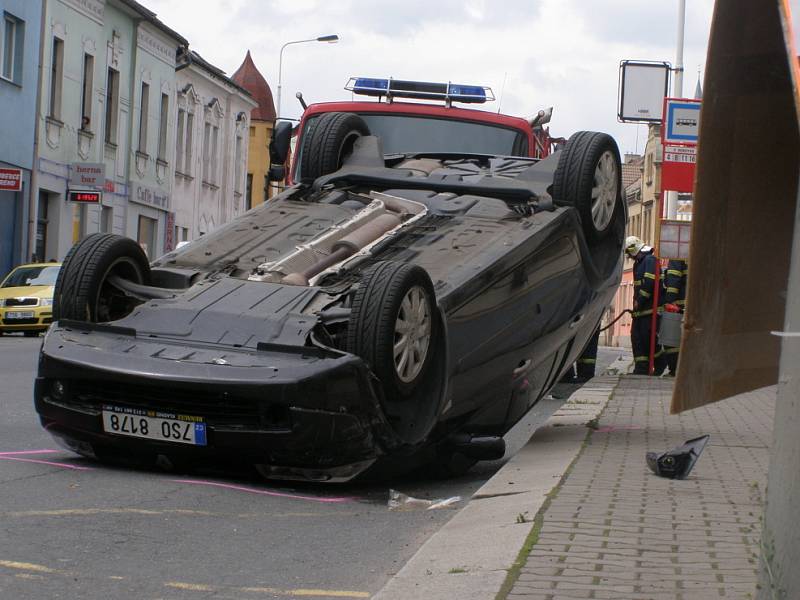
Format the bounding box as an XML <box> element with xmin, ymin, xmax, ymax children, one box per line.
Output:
<box><xmin>0</xmin><ymin>560</ymin><xmax>67</xmax><ymax>575</ymax></box>
<box><xmin>0</xmin><ymin>449</ymin><xmax>60</xmax><ymax>456</ymax></box>
<box><xmin>6</xmin><ymin>508</ymin><xmax>213</xmax><ymax>518</ymax></box>
<box><xmin>165</xmin><ymin>582</ymin><xmax>216</xmax><ymax>591</ymax></box>
<box><xmin>241</xmin><ymin>587</ymin><xmax>370</xmax><ymax>598</ymax></box>
<box><xmin>171</xmin><ymin>479</ymin><xmax>355</xmax><ymax>503</ymax></box>
<box><xmin>164</xmin><ymin>582</ymin><xmax>370</xmax><ymax>598</ymax></box>
<box><xmin>0</xmin><ymin>456</ymin><xmax>93</xmax><ymax>470</ymax></box>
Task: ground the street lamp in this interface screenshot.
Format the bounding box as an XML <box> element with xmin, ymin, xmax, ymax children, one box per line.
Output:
<box><xmin>277</xmin><ymin>34</ymin><xmax>339</xmax><ymax>119</ymax></box>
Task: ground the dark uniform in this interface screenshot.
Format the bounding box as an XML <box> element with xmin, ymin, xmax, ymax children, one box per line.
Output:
<box><xmin>631</xmin><ymin>250</ymin><xmax>665</xmax><ymax>375</ymax></box>
<box><xmin>662</xmin><ymin>259</ymin><xmax>688</xmax><ymax>374</ymax></box>
<box><xmin>576</xmin><ymin>327</ymin><xmax>600</xmax><ymax>380</ymax></box>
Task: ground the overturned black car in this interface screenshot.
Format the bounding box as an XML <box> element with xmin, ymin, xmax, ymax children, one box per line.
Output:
<box><xmin>35</xmin><ymin>115</ymin><xmax>625</xmax><ymax>482</ymax></box>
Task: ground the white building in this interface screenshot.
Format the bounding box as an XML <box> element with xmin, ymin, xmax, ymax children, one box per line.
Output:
<box><xmin>172</xmin><ymin>50</ymin><xmax>256</xmax><ymax>242</ymax></box>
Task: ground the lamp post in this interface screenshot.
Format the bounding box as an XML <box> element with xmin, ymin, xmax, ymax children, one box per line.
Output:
<box><xmin>276</xmin><ymin>34</ymin><xmax>339</xmax><ymax>120</ymax></box>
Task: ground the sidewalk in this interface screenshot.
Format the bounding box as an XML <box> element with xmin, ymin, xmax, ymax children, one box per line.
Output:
<box><xmin>500</xmin><ymin>376</ymin><xmax>775</xmax><ymax>600</ymax></box>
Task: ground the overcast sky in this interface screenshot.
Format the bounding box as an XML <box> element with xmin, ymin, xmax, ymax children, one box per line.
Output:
<box><xmin>147</xmin><ymin>0</ymin><xmax>796</xmax><ymax>156</ymax></box>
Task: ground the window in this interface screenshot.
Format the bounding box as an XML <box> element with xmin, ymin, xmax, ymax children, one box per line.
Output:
<box><xmin>2</xmin><ymin>14</ymin><xmax>23</xmax><ymax>83</ymax></box>
<box><xmin>80</xmin><ymin>53</ymin><xmax>94</xmax><ymax>131</ymax></box>
<box><xmin>104</xmin><ymin>67</ymin><xmax>119</xmax><ymax>144</ymax></box>
<box><xmin>246</xmin><ymin>173</ymin><xmax>252</xmax><ymax>210</ymax></box>
<box><xmin>234</xmin><ymin>135</ymin><xmax>243</xmax><ymax>193</ymax></box>
<box><xmin>48</xmin><ymin>37</ymin><xmax>64</xmax><ymax>119</ymax></box>
<box><xmin>101</xmin><ymin>206</ymin><xmax>113</xmax><ymax>233</ymax></box>
<box><xmin>137</xmin><ymin>215</ymin><xmax>157</xmax><ymax>259</ymax></box>
<box><xmin>202</xmin><ymin>122</ymin><xmax>211</xmax><ymax>182</ymax></box>
<box><xmin>175</xmin><ymin>109</ymin><xmax>185</xmax><ymax>172</ymax></box>
<box><xmin>211</xmin><ymin>125</ymin><xmax>219</xmax><ymax>184</ymax></box>
<box><xmin>157</xmin><ymin>93</ymin><xmax>168</xmax><ymax>161</ymax></box>
<box><xmin>138</xmin><ymin>82</ymin><xmax>149</xmax><ymax>154</ymax></box>
<box><xmin>185</xmin><ymin>112</ymin><xmax>194</xmax><ymax>175</ymax></box>
<box><xmin>249</xmin><ymin>126</ymin><xmax>255</xmax><ymax>137</ymax></box>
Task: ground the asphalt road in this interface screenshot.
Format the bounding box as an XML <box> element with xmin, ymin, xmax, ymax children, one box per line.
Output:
<box><xmin>0</xmin><ymin>334</ymin><xmax>623</xmax><ymax>600</ymax></box>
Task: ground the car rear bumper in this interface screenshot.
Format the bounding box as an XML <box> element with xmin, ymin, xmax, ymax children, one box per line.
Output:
<box><xmin>34</xmin><ymin>323</ymin><xmax>392</xmax><ymax>481</ymax></box>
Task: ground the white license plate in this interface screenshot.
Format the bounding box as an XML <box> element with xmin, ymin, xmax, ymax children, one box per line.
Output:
<box><xmin>101</xmin><ymin>406</ymin><xmax>207</xmax><ymax>446</ymax></box>
<box><xmin>6</xmin><ymin>311</ymin><xmax>35</xmax><ymax>319</ymax></box>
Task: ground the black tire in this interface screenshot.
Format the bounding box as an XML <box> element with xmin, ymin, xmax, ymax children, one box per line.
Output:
<box><xmin>53</xmin><ymin>233</ymin><xmax>150</xmax><ymax>323</ymax></box>
<box><xmin>300</xmin><ymin>112</ymin><xmax>370</xmax><ymax>182</ymax></box>
<box><xmin>24</xmin><ymin>331</ymin><xmax>40</xmax><ymax>338</ymax></box>
<box><xmin>347</xmin><ymin>261</ymin><xmax>438</xmax><ymax>401</ymax></box>
<box><xmin>552</xmin><ymin>131</ymin><xmax>622</xmax><ymax>242</ymax></box>
<box><xmin>426</xmin><ymin>452</ymin><xmax>478</xmax><ymax>479</ymax></box>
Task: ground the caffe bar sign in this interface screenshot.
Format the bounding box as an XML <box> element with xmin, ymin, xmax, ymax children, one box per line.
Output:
<box><xmin>131</xmin><ymin>183</ymin><xmax>170</xmax><ymax>210</ymax></box>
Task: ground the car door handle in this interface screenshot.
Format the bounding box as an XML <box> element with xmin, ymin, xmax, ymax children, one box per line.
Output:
<box><xmin>569</xmin><ymin>314</ymin><xmax>584</xmax><ymax>329</ymax></box>
<box><xmin>513</xmin><ymin>359</ymin><xmax>532</xmax><ymax>378</ymax></box>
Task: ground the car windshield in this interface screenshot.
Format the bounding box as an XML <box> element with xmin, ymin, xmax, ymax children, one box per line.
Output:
<box><xmin>296</xmin><ymin>113</ymin><xmax>529</xmax><ymax>173</ymax></box>
<box><xmin>2</xmin><ymin>266</ymin><xmax>60</xmax><ymax>288</ymax></box>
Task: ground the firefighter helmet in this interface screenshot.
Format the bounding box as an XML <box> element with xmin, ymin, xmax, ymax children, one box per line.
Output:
<box><xmin>625</xmin><ymin>235</ymin><xmax>645</xmax><ymax>257</ymax></box>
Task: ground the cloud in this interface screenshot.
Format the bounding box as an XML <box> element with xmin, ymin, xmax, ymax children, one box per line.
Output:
<box><xmin>145</xmin><ymin>0</ymin><xmax>715</xmax><ymax>154</ymax></box>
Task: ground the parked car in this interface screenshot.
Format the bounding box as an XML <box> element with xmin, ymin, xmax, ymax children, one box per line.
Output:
<box><xmin>0</xmin><ymin>262</ymin><xmax>61</xmax><ymax>336</ymax></box>
<box><xmin>34</xmin><ymin>78</ymin><xmax>625</xmax><ymax>481</ymax></box>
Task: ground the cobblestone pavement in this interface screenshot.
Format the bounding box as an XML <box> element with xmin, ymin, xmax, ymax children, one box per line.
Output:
<box><xmin>503</xmin><ymin>376</ymin><xmax>775</xmax><ymax>600</ymax></box>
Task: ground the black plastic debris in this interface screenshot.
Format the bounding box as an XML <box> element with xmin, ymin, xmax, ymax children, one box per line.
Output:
<box><xmin>646</xmin><ymin>435</ymin><xmax>710</xmax><ymax>480</ymax></box>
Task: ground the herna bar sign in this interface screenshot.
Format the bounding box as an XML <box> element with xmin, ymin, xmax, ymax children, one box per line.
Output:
<box><xmin>0</xmin><ymin>168</ymin><xmax>23</xmax><ymax>192</ymax></box>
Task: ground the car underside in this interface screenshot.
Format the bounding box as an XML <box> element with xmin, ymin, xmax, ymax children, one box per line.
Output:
<box><xmin>35</xmin><ymin>113</ymin><xmax>625</xmax><ymax>482</ymax></box>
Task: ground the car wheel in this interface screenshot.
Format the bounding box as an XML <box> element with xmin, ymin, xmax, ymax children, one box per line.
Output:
<box><xmin>347</xmin><ymin>261</ymin><xmax>438</xmax><ymax>400</ymax></box>
<box><xmin>300</xmin><ymin>112</ymin><xmax>370</xmax><ymax>182</ymax></box>
<box><xmin>427</xmin><ymin>451</ymin><xmax>478</xmax><ymax>479</ymax></box>
<box><xmin>53</xmin><ymin>233</ymin><xmax>151</xmax><ymax>323</ymax></box>
<box><xmin>552</xmin><ymin>131</ymin><xmax>622</xmax><ymax>242</ymax></box>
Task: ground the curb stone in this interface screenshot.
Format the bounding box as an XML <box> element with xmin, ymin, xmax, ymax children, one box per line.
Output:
<box><xmin>373</xmin><ymin>361</ymin><xmax>630</xmax><ymax>600</ymax></box>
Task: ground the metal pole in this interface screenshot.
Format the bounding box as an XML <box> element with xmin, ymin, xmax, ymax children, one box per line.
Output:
<box><xmin>277</xmin><ymin>36</ymin><xmax>338</xmax><ymax>120</ymax></box>
<box><xmin>666</xmin><ymin>0</ymin><xmax>686</xmax><ymax>220</ymax></box>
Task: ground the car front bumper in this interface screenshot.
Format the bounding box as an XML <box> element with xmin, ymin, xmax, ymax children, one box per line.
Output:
<box><xmin>1</xmin><ymin>305</ymin><xmax>53</xmax><ymax>331</ymax></box>
<box><xmin>35</xmin><ymin>323</ymin><xmax>393</xmax><ymax>482</ymax></box>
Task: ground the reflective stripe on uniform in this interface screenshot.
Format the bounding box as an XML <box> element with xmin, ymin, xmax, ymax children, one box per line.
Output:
<box><xmin>666</xmin><ymin>286</ymin><xmax>680</xmax><ymax>294</ymax></box>
<box><xmin>667</xmin><ymin>269</ymin><xmax>682</xmax><ymax>276</ymax></box>
<box><xmin>634</xmin><ymin>356</ymin><xmax>649</xmax><ymax>363</ymax></box>
<box><xmin>632</xmin><ymin>309</ymin><xmax>653</xmax><ymax>317</ymax></box>
<box><xmin>633</xmin><ymin>279</ymin><xmax>642</xmax><ymax>286</ymax></box>
<box><xmin>644</xmin><ymin>272</ymin><xmax>656</xmax><ymax>280</ymax></box>
<box><xmin>676</xmin><ymin>299</ymin><xmax>686</xmax><ymax>305</ymax></box>
<box><xmin>663</xmin><ymin>347</ymin><xmax>680</xmax><ymax>354</ymax></box>
<box><xmin>639</xmin><ymin>290</ymin><xmax>651</xmax><ymax>298</ymax></box>
<box><xmin>577</xmin><ymin>358</ymin><xmax>597</xmax><ymax>364</ymax></box>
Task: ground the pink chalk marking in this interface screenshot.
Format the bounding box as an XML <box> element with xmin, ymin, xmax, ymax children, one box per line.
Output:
<box><xmin>0</xmin><ymin>456</ymin><xmax>93</xmax><ymax>471</ymax></box>
<box><xmin>595</xmin><ymin>425</ymin><xmax>643</xmax><ymax>433</ymax></box>
<box><xmin>0</xmin><ymin>449</ymin><xmax>60</xmax><ymax>456</ymax></box>
<box><xmin>171</xmin><ymin>479</ymin><xmax>355</xmax><ymax>503</ymax></box>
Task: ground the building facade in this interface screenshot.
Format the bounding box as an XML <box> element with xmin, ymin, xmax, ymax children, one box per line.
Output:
<box><xmin>172</xmin><ymin>50</ymin><xmax>255</xmax><ymax>241</ymax></box>
<box><xmin>32</xmin><ymin>0</ymin><xmax>186</xmax><ymax>263</ymax></box>
<box><xmin>0</xmin><ymin>0</ymin><xmax>43</xmax><ymax>277</ymax></box>
<box><xmin>231</xmin><ymin>51</ymin><xmax>276</xmax><ymax>209</ymax></box>
<box><xmin>124</xmin><ymin>6</ymin><xmax>186</xmax><ymax>259</ymax></box>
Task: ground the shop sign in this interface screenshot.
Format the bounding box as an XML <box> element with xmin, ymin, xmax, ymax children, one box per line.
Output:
<box><xmin>70</xmin><ymin>163</ymin><xmax>106</xmax><ymax>187</ymax></box>
<box><xmin>131</xmin><ymin>183</ymin><xmax>170</xmax><ymax>210</ymax></box>
<box><xmin>0</xmin><ymin>168</ymin><xmax>22</xmax><ymax>192</ymax></box>
<box><xmin>68</xmin><ymin>190</ymin><xmax>102</xmax><ymax>203</ymax></box>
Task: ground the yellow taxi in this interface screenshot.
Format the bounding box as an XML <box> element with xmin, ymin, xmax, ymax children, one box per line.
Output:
<box><xmin>0</xmin><ymin>262</ymin><xmax>62</xmax><ymax>337</ymax></box>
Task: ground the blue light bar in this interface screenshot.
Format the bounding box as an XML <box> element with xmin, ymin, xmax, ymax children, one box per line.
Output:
<box><xmin>346</xmin><ymin>77</ymin><xmax>494</xmax><ymax>104</ymax></box>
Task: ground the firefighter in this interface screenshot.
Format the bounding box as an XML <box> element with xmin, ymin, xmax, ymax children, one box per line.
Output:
<box><xmin>576</xmin><ymin>327</ymin><xmax>600</xmax><ymax>381</ymax></box>
<box><xmin>662</xmin><ymin>259</ymin><xmax>688</xmax><ymax>375</ymax></box>
<box><xmin>560</xmin><ymin>326</ymin><xmax>600</xmax><ymax>383</ymax></box>
<box><xmin>625</xmin><ymin>236</ymin><xmax>665</xmax><ymax>375</ymax></box>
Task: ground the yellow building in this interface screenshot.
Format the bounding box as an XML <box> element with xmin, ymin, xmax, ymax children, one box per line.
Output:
<box><xmin>232</xmin><ymin>52</ymin><xmax>277</xmax><ymax>208</ymax></box>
